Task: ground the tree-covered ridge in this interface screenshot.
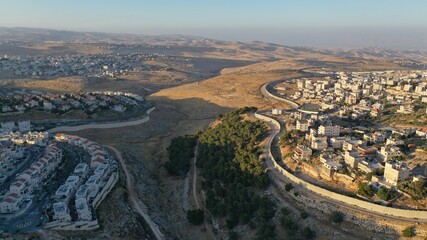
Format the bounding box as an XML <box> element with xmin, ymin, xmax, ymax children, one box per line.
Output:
<box><xmin>197</xmin><ymin>107</ymin><xmax>276</xmax><ymax>239</ymax></box>
<box><xmin>165</xmin><ymin>135</ymin><xmax>196</xmax><ymax>176</ymax></box>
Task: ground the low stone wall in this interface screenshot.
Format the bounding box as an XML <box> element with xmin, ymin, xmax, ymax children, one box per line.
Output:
<box><xmin>255</xmin><ymin>112</ymin><xmax>427</xmax><ymax>220</ymax></box>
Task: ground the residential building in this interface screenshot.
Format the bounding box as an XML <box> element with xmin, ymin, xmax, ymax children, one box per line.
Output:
<box><xmin>293</xmin><ymin>146</ymin><xmax>312</xmax><ymax>161</ymax></box>
<box><xmin>384</xmin><ymin>162</ymin><xmax>411</xmax><ymax>186</ymax></box>
<box><xmin>53</xmin><ymin>202</ymin><xmax>71</xmax><ymax>221</ymax></box>
<box><xmin>318</xmin><ymin>125</ymin><xmax>340</xmax><ymax>137</ymax></box>
<box><xmin>344</xmin><ymin>151</ymin><xmax>365</xmax><ymax>169</ymax></box>
<box><xmin>296</xmin><ymin>119</ymin><xmax>309</xmax><ymax>132</ymax></box>
<box><xmin>379</xmin><ymin>145</ymin><xmax>402</xmax><ymax>161</ymax></box>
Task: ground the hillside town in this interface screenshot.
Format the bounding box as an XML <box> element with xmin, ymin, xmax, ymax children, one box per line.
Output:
<box><xmin>0</xmin><ymin>122</ymin><xmax>118</xmax><ymax>231</ymax></box>
<box><xmin>0</xmin><ymin>52</ymin><xmax>172</xmax><ymax>78</ymax></box>
<box><xmin>290</xmin><ymin>70</ymin><xmax>427</xmax><ymax>109</ymax></box>
<box><xmin>270</xmin><ymin>71</ymin><xmax>427</xmax><ymax>208</ymax></box>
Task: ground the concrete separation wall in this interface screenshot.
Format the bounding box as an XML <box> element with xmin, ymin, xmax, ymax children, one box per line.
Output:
<box><xmin>254</xmin><ymin>112</ymin><xmax>427</xmax><ymax>220</ymax></box>
<box><xmin>47</xmin><ymin>107</ymin><xmax>155</xmax><ymax>133</ymax></box>
<box><xmin>260</xmin><ymin>83</ymin><xmax>299</xmax><ymax>109</ymax></box>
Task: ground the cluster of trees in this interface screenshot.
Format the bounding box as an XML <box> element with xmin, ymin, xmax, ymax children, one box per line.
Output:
<box><xmin>376</xmin><ymin>187</ymin><xmax>398</xmax><ymax>201</ymax></box>
<box><xmin>165</xmin><ymin>135</ymin><xmax>196</xmax><ymax>176</ymax></box>
<box><xmin>357</xmin><ymin>182</ymin><xmax>375</xmax><ymax>197</ymax></box>
<box><xmin>197</xmin><ymin>108</ymin><xmax>276</xmax><ymax>239</ymax></box>
<box><xmin>280</xmin><ymin>130</ymin><xmax>304</xmax><ymax>147</ymax></box>
<box><xmin>279</xmin><ymin>207</ymin><xmax>316</xmax><ymax>239</ymax></box>
<box><xmin>398</xmin><ymin>180</ymin><xmax>427</xmax><ymax>199</ymax></box>
<box><xmin>358</xmin><ymin>182</ymin><xmax>399</xmax><ymax>201</ymax></box>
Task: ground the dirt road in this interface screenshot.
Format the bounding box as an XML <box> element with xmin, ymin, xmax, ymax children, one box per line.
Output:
<box><xmin>107</xmin><ymin>145</ymin><xmax>165</xmax><ymax>240</ymax></box>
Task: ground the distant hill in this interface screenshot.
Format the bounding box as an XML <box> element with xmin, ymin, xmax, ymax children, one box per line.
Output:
<box><xmin>0</xmin><ymin>27</ymin><xmax>427</xmax><ymax>63</ymax></box>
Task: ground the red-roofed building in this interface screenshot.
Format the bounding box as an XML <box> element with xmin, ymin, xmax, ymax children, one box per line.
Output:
<box><xmin>293</xmin><ymin>146</ymin><xmax>312</xmax><ymax>161</ymax></box>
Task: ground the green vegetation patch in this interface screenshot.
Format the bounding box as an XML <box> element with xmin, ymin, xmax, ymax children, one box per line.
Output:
<box><xmin>165</xmin><ymin>135</ymin><xmax>196</xmax><ymax>176</ymax></box>
<box><xmin>197</xmin><ymin>107</ymin><xmax>276</xmax><ymax>239</ymax></box>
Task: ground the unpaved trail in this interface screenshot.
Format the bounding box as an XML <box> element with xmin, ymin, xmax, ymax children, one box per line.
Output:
<box><xmin>107</xmin><ymin>145</ymin><xmax>164</xmax><ymax>240</ymax></box>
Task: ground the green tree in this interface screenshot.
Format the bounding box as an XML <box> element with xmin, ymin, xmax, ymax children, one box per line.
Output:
<box><xmin>301</xmin><ymin>226</ymin><xmax>316</xmax><ymax>239</ymax></box>
<box><xmin>228</xmin><ymin>231</ymin><xmax>239</xmax><ymax>240</ymax></box>
<box><xmin>285</xmin><ymin>183</ymin><xmax>294</xmax><ymax>191</ymax></box>
<box><xmin>402</xmin><ymin>226</ymin><xmax>416</xmax><ymax>238</ymax></box>
<box><xmin>377</xmin><ymin>187</ymin><xmax>398</xmax><ymax>201</ymax></box>
<box><xmin>300</xmin><ymin>211</ymin><xmax>308</xmax><ymax>220</ymax></box>
<box><xmin>330</xmin><ymin>211</ymin><xmax>344</xmax><ymax>224</ymax></box>
<box><xmin>187</xmin><ymin>209</ymin><xmax>204</xmax><ymax>225</ymax></box>
<box><xmin>196</xmin><ymin>108</ymin><xmax>276</xmax><ymax>236</ymax></box>
<box><xmin>357</xmin><ymin>182</ymin><xmax>374</xmax><ymax>197</ymax></box>
<box><xmin>165</xmin><ymin>135</ymin><xmax>196</xmax><ymax>176</ymax></box>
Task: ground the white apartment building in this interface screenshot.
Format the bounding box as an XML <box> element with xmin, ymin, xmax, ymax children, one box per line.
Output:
<box><xmin>311</xmin><ymin>136</ymin><xmax>328</xmax><ymax>150</ymax></box>
<box><xmin>296</xmin><ymin>119</ymin><xmax>309</xmax><ymax>132</ymax></box>
<box><xmin>384</xmin><ymin>162</ymin><xmax>411</xmax><ymax>186</ymax></box>
<box><xmin>53</xmin><ymin>202</ymin><xmax>72</xmax><ymax>222</ymax></box>
<box><xmin>0</xmin><ymin>193</ymin><xmax>23</xmax><ymax>213</ymax></box>
<box><xmin>75</xmin><ymin>198</ymin><xmax>92</xmax><ymax>221</ymax></box>
<box><xmin>344</xmin><ymin>151</ymin><xmax>365</xmax><ymax>169</ymax></box>
<box><xmin>379</xmin><ymin>145</ymin><xmax>402</xmax><ymax>162</ymax></box>
<box><xmin>318</xmin><ymin>125</ymin><xmax>340</xmax><ymax>137</ymax></box>
<box><xmin>329</xmin><ymin>136</ymin><xmax>347</xmax><ymax>149</ymax></box>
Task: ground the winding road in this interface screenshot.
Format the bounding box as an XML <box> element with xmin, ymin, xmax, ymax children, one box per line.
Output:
<box><xmin>259</xmin><ymin>81</ymin><xmax>299</xmax><ymax>109</ymax></box>
<box><xmin>254</xmin><ymin>106</ymin><xmax>427</xmax><ymax>223</ymax></box>
<box><xmin>106</xmin><ymin>146</ymin><xmax>165</xmax><ymax>240</ymax></box>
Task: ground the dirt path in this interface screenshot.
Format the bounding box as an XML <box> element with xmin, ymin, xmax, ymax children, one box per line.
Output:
<box><xmin>192</xmin><ymin>141</ymin><xmax>200</xmax><ymax>209</ymax></box>
<box><xmin>106</xmin><ymin>145</ymin><xmax>165</xmax><ymax>240</ymax></box>
<box><xmin>191</xmin><ymin>141</ymin><xmax>219</xmax><ymax>240</ymax></box>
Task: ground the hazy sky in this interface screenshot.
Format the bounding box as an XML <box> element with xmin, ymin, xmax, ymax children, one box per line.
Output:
<box><xmin>1</xmin><ymin>0</ymin><xmax>426</xmax><ymax>50</ymax></box>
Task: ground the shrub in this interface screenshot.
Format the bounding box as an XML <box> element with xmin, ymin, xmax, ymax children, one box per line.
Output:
<box><xmin>301</xmin><ymin>226</ymin><xmax>316</xmax><ymax>240</ymax></box>
<box><xmin>330</xmin><ymin>211</ymin><xmax>344</xmax><ymax>224</ymax></box>
<box><xmin>228</xmin><ymin>231</ymin><xmax>239</xmax><ymax>240</ymax></box>
<box><xmin>402</xmin><ymin>226</ymin><xmax>416</xmax><ymax>238</ymax></box>
<box><xmin>281</xmin><ymin>207</ymin><xmax>290</xmax><ymax>216</ymax></box>
<box><xmin>285</xmin><ymin>183</ymin><xmax>294</xmax><ymax>191</ymax></box>
<box><xmin>187</xmin><ymin>209</ymin><xmax>204</xmax><ymax>225</ymax></box>
<box><xmin>281</xmin><ymin>218</ymin><xmax>298</xmax><ymax>236</ymax></box>
<box><xmin>300</xmin><ymin>211</ymin><xmax>308</xmax><ymax>220</ymax></box>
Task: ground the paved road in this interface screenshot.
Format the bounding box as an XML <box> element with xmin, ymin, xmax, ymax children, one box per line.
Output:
<box><xmin>106</xmin><ymin>146</ymin><xmax>165</xmax><ymax>240</ymax></box>
<box><xmin>253</xmin><ymin>112</ymin><xmax>427</xmax><ymax>223</ymax></box>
